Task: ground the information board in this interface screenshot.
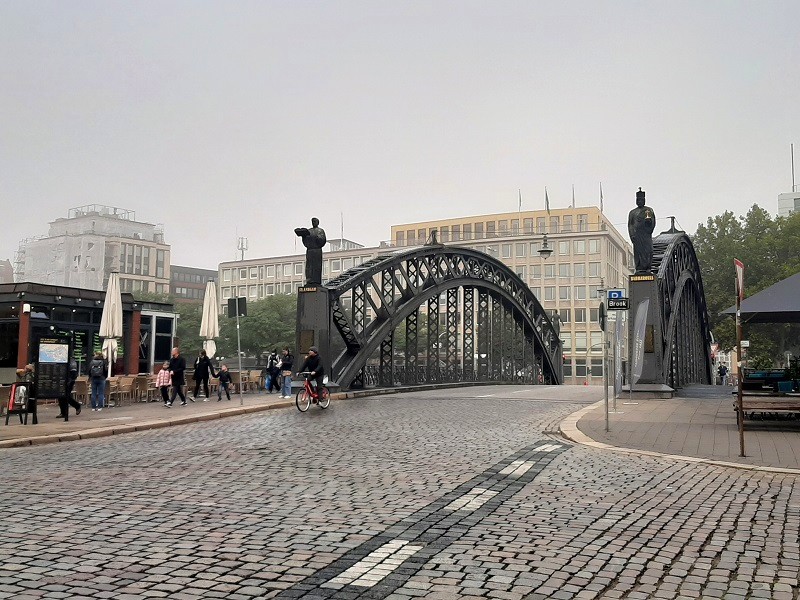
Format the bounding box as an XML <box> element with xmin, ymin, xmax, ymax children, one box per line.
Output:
<box><xmin>35</xmin><ymin>336</ymin><xmax>71</xmax><ymax>399</ymax></box>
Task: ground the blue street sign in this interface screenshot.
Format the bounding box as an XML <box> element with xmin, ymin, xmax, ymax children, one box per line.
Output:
<box><xmin>607</xmin><ymin>289</ymin><xmax>625</xmax><ymax>300</ymax></box>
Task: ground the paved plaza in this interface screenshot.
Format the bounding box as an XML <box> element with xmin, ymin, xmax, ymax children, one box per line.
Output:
<box><xmin>2</xmin><ymin>386</ymin><xmax>800</xmax><ymax>599</ymax></box>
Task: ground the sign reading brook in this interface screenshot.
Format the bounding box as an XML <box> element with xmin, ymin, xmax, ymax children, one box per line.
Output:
<box><xmin>607</xmin><ymin>289</ymin><xmax>629</xmax><ymax>310</ymax></box>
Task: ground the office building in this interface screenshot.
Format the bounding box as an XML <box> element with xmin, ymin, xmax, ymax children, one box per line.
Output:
<box><xmin>390</xmin><ymin>206</ymin><xmax>633</xmax><ymax>385</ymax></box>
<box><xmin>15</xmin><ymin>205</ymin><xmax>171</xmax><ymax>294</ymax></box>
<box><xmin>778</xmin><ymin>190</ymin><xmax>800</xmax><ymax>218</ymax></box>
<box><xmin>170</xmin><ymin>265</ymin><xmax>218</xmax><ymax>303</ymax></box>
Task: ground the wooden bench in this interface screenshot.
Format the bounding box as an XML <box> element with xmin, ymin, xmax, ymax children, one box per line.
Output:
<box><xmin>734</xmin><ymin>396</ymin><xmax>800</xmax><ymax>424</ymax></box>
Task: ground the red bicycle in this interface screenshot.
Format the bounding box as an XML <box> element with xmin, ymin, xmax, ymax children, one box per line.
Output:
<box><xmin>295</xmin><ymin>372</ymin><xmax>330</xmax><ymax>412</ymax></box>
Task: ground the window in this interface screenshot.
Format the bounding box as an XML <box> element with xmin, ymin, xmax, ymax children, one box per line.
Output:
<box><xmin>559</xmin><ymin>308</ymin><xmax>571</xmax><ymax>323</ymax></box>
<box><xmin>463</xmin><ymin>224</ymin><xmax>472</xmax><ymax>240</ymax></box>
<box><xmin>295</xmin><ymin>263</ymin><xmax>303</xmax><ymax>275</ymax></box>
<box><xmin>250</xmin><ymin>267</ymin><xmax>258</xmax><ymax>279</ymax></box>
<box><xmin>574</xmin><ymin>286</ymin><xmax>587</xmax><ymax>300</ymax></box>
<box><xmin>544</xmin><ymin>264</ymin><xmax>555</xmax><ymax>278</ymax></box>
<box><xmin>418</xmin><ymin>228</ymin><xmax>426</xmax><ymax>242</ymax></box>
<box><xmin>523</xmin><ymin>218</ymin><xmax>533</xmax><ymax>234</ymax></box>
<box><xmin>591</xmin><ymin>331</ymin><xmax>602</xmax><ymax>351</ymax></box>
<box><xmin>486</xmin><ymin>222</ymin><xmax>496</xmax><ymax>237</ymax></box>
<box><xmin>531</xmin><ymin>286</ymin><xmax>541</xmax><ymax>298</ymax></box>
<box><xmin>574</xmin><ymin>263</ymin><xmax>586</xmax><ymax>277</ymax></box>
<box><xmin>575</xmin><ymin>308</ymin><xmax>586</xmax><ymax>323</ymax></box>
<box><xmin>142</xmin><ymin>247</ymin><xmax>150</xmax><ymax>275</ymax></box>
<box><xmin>590</xmin><ymin>285</ymin><xmax>602</xmax><ymax>299</ymax></box>
<box><xmin>498</xmin><ymin>220</ymin><xmax>508</xmax><ymax>235</ymax></box>
<box><xmin>562</xmin><ymin>216</ymin><xmax>573</xmax><ymax>232</ymax></box>
<box><xmin>563</xmin><ymin>360</ymin><xmax>573</xmax><ymax>378</ymax></box>
<box><xmin>259</xmin><ymin>266</ymin><xmax>264</xmax><ymax>279</ymax></box>
<box><xmin>561</xmin><ymin>335</ymin><xmax>572</xmax><ymax>351</ymax></box>
<box><xmin>589</xmin><ymin>262</ymin><xmax>601</xmax><ymax>277</ymax></box>
<box><xmin>452</xmin><ymin>224</ymin><xmax>461</xmax><ymax>241</ymax></box>
<box><xmin>511</xmin><ymin>219</ymin><xmax>519</xmax><ymax>235</ymax></box>
<box><xmin>501</xmin><ymin>244</ymin><xmax>512</xmax><ymax>258</ymax></box>
<box><xmin>536</xmin><ymin>217</ymin><xmax>546</xmax><ymax>233</ymax></box>
<box><xmin>134</xmin><ymin>246</ymin><xmax>142</xmax><ymax>275</ymax></box>
<box><xmin>440</xmin><ymin>226</ymin><xmax>450</xmax><ymax>242</ymax></box>
<box><xmin>223</xmin><ymin>269</ymin><xmax>231</xmax><ymax>282</ymax></box>
<box><xmin>396</xmin><ymin>231</ymin><xmax>405</xmax><ymax>246</ymax></box>
<box><xmin>531</xmin><ymin>265</ymin><xmax>542</xmax><ymax>279</ymax></box>
<box><xmin>156</xmin><ymin>250</ymin><xmax>165</xmax><ymax>278</ymax></box>
<box><xmin>575</xmin><ymin>332</ymin><xmax>587</xmax><ymax>352</ymax></box>
<box><xmin>578</xmin><ymin>214</ymin><xmax>588</xmax><ymax>232</ymax></box>
<box><xmin>559</xmin><ymin>241</ymin><xmax>569</xmax><ymax>256</ymax></box>
<box><xmin>591</xmin><ymin>359</ymin><xmax>604</xmax><ymax>377</ymax></box>
<box><xmin>544</xmin><ymin>286</ymin><xmax>555</xmax><ymax>301</ymax></box>
<box><xmin>407</xmin><ymin>230</ymin><xmax>416</xmax><ymax>245</ymax></box>
<box><xmin>530</xmin><ymin>242</ymin><xmax>541</xmax><ymax>255</ymax></box>
<box><xmin>239</xmin><ymin>268</ymin><xmax>247</xmax><ymax>280</ymax></box>
<box><xmin>559</xmin><ymin>264</ymin><xmax>570</xmax><ymax>278</ymax></box>
<box><xmin>331</xmin><ymin>259</ymin><xmax>341</xmax><ymax>272</ymax></box>
<box><xmin>238</xmin><ymin>286</ymin><xmax>246</xmax><ymax>296</ymax></box>
<box><xmin>575</xmin><ymin>358</ymin><xmax>587</xmax><ymax>378</ymax></box>
<box><xmin>486</xmin><ymin>245</ymin><xmax>498</xmax><ymax>257</ymax></box>
<box><xmin>590</xmin><ymin>308</ymin><xmax>600</xmax><ymax>324</ymax></box>
<box><xmin>516</xmin><ymin>266</ymin><xmax>527</xmax><ymax>280</ymax></box>
<box><xmin>249</xmin><ymin>286</ymin><xmax>257</xmax><ymax>298</ymax></box>
<box><xmin>475</xmin><ymin>222</ymin><xmax>484</xmax><ymax>239</ymax></box>
<box><xmin>266</xmin><ymin>265</ymin><xmax>275</xmax><ymax>277</ymax></box>
<box><xmin>342</xmin><ymin>258</ymin><xmax>353</xmax><ymax>270</ymax></box>
<box><xmin>559</xmin><ymin>286</ymin><xmax>570</xmax><ymax>300</ymax></box>
<box><xmin>282</xmin><ymin>264</ymin><xmax>291</xmax><ymax>277</ymax></box>
<box><xmin>574</xmin><ymin>240</ymin><xmax>586</xmax><ymax>254</ymax></box>
<box><xmin>283</xmin><ymin>283</ymin><xmax>292</xmax><ymax>294</ymax></box>
<box><xmin>516</xmin><ymin>243</ymin><xmax>526</xmax><ymax>258</ymax></box>
<box><xmin>589</xmin><ymin>239</ymin><xmax>600</xmax><ymax>254</ymax></box>
<box><xmin>265</xmin><ymin>284</ymin><xmax>274</xmax><ymax>295</ymax></box>
<box><xmin>550</xmin><ymin>216</ymin><xmax>559</xmax><ymax>233</ymax></box>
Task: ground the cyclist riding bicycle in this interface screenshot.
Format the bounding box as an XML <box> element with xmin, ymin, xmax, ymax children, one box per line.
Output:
<box><xmin>298</xmin><ymin>346</ymin><xmax>325</xmax><ymax>398</ymax></box>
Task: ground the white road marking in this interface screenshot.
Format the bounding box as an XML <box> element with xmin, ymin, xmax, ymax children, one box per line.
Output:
<box><xmin>499</xmin><ymin>459</ymin><xmax>535</xmax><ymax>478</ymax></box>
<box><xmin>532</xmin><ymin>443</ymin><xmax>562</xmax><ymax>452</ymax></box>
<box><xmin>444</xmin><ymin>487</ymin><xmax>499</xmax><ymax>512</ymax></box>
<box><xmin>323</xmin><ymin>539</ymin><xmax>423</xmax><ymax>588</ymax></box>
<box><xmin>476</xmin><ymin>394</ymin><xmax>496</xmax><ymax>397</ymax></box>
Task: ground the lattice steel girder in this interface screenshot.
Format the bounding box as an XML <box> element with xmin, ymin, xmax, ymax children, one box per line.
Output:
<box><xmin>463</xmin><ymin>287</ymin><xmax>475</xmax><ymax>377</ymax></box>
<box><xmin>445</xmin><ymin>288</ymin><xmax>458</xmax><ymax>373</ymax></box>
<box><xmin>379</xmin><ymin>330</ymin><xmax>394</xmax><ymax>387</ymax></box>
<box><xmin>405</xmin><ymin>309</ymin><xmax>418</xmax><ymax>384</ymax></box>
<box><xmin>477</xmin><ymin>289</ymin><xmax>490</xmax><ymax>380</ymax></box>
<box><xmin>427</xmin><ymin>294</ymin><xmax>440</xmax><ymax>379</ymax></box>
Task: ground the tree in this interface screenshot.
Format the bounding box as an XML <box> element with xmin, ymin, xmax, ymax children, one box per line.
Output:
<box><xmin>693</xmin><ymin>206</ymin><xmax>800</xmax><ymax>365</ymax></box>
<box><xmin>216</xmin><ymin>295</ymin><xmax>297</xmax><ymax>360</ymax></box>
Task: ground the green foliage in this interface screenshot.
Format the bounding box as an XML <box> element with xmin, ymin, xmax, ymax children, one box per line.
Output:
<box><xmin>693</xmin><ymin>207</ymin><xmax>800</xmax><ymax>365</ymax></box>
<box><xmin>216</xmin><ymin>295</ymin><xmax>297</xmax><ymax>359</ymax></box>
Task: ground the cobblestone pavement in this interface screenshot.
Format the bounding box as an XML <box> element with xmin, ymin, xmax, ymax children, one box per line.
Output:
<box><xmin>2</xmin><ymin>385</ymin><xmax>799</xmax><ymax>600</ymax></box>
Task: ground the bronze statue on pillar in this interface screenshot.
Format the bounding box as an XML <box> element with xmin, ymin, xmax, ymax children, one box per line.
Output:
<box><xmin>295</xmin><ymin>217</ymin><xmax>327</xmax><ymax>285</ymax></box>
<box><xmin>628</xmin><ymin>188</ymin><xmax>656</xmax><ymax>274</ymax></box>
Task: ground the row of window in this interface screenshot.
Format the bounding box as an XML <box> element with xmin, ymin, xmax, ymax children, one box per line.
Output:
<box><xmin>172</xmin><ymin>272</ymin><xmax>210</xmax><ymax>284</ymax></box>
<box><xmin>530</xmin><ymin>286</ymin><xmax>606</xmax><ymax>302</ymax></box>
<box><xmin>563</xmin><ymin>358</ymin><xmax>605</xmax><ymax>378</ymax></box>
<box><xmin>221</xmin><ymin>283</ymin><xmax>301</xmax><ymax>299</ymax></box>
<box><xmin>561</xmin><ymin>330</ymin><xmax>604</xmax><ymax>353</ymax></box>
<box><xmin>395</xmin><ymin>215</ymin><xmax>598</xmax><ymax>246</ymax></box>
<box><xmin>118</xmin><ymin>244</ymin><xmax>167</xmax><ymax>278</ymax></box>
<box><xmin>222</xmin><ymin>256</ymin><xmax>371</xmax><ymax>283</ymax></box>
<box><xmin>515</xmin><ymin>262</ymin><xmax>604</xmax><ymax>279</ymax></box>
<box><xmin>476</xmin><ymin>238</ymin><xmax>602</xmax><ymax>259</ymax></box>
<box><xmin>174</xmin><ymin>287</ymin><xmax>204</xmax><ymax>299</ymax></box>
<box><xmin>118</xmin><ymin>278</ymin><xmax>168</xmax><ymax>294</ymax></box>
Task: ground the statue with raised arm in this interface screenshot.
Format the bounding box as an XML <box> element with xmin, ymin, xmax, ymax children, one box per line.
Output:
<box><xmin>294</xmin><ymin>217</ymin><xmax>327</xmax><ymax>285</ymax></box>
<box><xmin>628</xmin><ymin>188</ymin><xmax>656</xmax><ymax>274</ymax></box>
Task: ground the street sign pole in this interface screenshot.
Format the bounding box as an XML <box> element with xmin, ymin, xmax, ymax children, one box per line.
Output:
<box><xmin>236</xmin><ymin>306</ymin><xmax>244</xmax><ymax>406</ymax></box>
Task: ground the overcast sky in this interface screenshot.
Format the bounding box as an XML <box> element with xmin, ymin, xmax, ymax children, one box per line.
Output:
<box><xmin>2</xmin><ymin>1</ymin><xmax>799</xmax><ymax>269</ymax></box>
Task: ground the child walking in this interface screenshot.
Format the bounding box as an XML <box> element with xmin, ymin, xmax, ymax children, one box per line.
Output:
<box><xmin>214</xmin><ymin>364</ymin><xmax>232</xmax><ymax>401</ymax></box>
<box><xmin>156</xmin><ymin>361</ymin><xmax>171</xmax><ymax>405</ymax></box>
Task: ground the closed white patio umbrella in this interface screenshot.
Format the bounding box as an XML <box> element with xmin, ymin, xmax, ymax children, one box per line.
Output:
<box><xmin>99</xmin><ymin>272</ymin><xmax>123</xmax><ymax>378</ymax></box>
<box><xmin>200</xmin><ymin>280</ymin><xmax>220</xmax><ymax>358</ymax></box>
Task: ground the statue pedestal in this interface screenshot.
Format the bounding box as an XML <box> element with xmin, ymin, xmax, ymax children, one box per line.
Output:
<box><xmin>628</xmin><ymin>274</ymin><xmax>669</xmax><ymax>386</ymax></box>
<box><xmin>295</xmin><ymin>285</ymin><xmax>332</xmax><ymax>381</ymax></box>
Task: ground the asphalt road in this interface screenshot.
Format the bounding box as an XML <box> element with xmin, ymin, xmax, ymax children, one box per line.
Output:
<box><xmin>1</xmin><ymin>386</ymin><xmax>798</xmax><ymax>599</ymax></box>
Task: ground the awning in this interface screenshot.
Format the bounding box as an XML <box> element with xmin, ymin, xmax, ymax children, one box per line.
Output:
<box><xmin>722</xmin><ymin>271</ymin><xmax>800</xmax><ymax>323</ymax></box>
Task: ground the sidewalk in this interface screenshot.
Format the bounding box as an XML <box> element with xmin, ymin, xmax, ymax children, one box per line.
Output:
<box><xmin>562</xmin><ymin>384</ymin><xmax>800</xmax><ymax>473</ymax></box>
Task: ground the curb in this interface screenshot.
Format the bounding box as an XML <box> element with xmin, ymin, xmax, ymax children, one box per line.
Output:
<box><xmin>558</xmin><ymin>400</ymin><xmax>800</xmax><ymax>476</ymax></box>
<box><xmin>0</xmin><ymin>381</ymin><xmax>496</xmax><ymax>450</ymax></box>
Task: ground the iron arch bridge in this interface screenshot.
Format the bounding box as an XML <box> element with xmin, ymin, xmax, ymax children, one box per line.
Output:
<box><xmin>649</xmin><ymin>230</ymin><xmax>714</xmax><ymax>387</ymax></box>
<box><xmin>322</xmin><ymin>244</ymin><xmax>563</xmax><ymax>390</ymax></box>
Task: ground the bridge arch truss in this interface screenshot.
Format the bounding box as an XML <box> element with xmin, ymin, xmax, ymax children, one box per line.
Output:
<box><xmin>323</xmin><ymin>245</ymin><xmax>563</xmax><ymax>390</ymax></box>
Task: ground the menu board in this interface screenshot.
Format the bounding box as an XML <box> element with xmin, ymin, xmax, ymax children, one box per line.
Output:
<box><xmin>35</xmin><ymin>337</ymin><xmax>71</xmax><ymax>399</ymax></box>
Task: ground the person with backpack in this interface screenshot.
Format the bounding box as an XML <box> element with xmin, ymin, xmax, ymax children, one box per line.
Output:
<box><xmin>89</xmin><ymin>351</ymin><xmax>107</xmax><ymax>411</ymax></box>
<box><xmin>57</xmin><ymin>357</ymin><xmax>82</xmax><ymax>420</ymax></box>
<box><xmin>266</xmin><ymin>349</ymin><xmax>281</xmax><ymax>393</ymax></box>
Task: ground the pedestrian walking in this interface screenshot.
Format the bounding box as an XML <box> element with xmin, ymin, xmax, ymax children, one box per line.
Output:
<box><xmin>89</xmin><ymin>351</ymin><xmax>107</xmax><ymax>411</ymax></box>
<box><xmin>191</xmin><ymin>349</ymin><xmax>213</xmax><ymax>401</ymax></box>
<box><xmin>266</xmin><ymin>349</ymin><xmax>281</xmax><ymax>393</ymax></box>
<box><xmin>166</xmin><ymin>347</ymin><xmax>188</xmax><ymax>407</ymax></box>
<box><xmin>156</xmin><ymin>361</ymin><xmax>171</xmax><ymax>405</ymax></box>
<box><xmin>279</xmin><ymin>347</ymin><xmax>294</xmax><ymax>398</ymax></box>
<box><xmin>57</xmin><ymin>357</ymin><xmax>82</xmax><ymax>421</ymax></box>
<box><xmin>214</xmin><ymin>364</ymin><xmax>232</xmax><ymax>401</ymax></box>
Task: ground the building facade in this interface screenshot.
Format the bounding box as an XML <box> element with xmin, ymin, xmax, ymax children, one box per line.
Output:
<box><xmin>778</xmin><ymin>190</ymin><xmax>800</xmax><ymax>218</ymax></box>
<box><xmin>218</xmin><ymin>239</ymin><xmax>380</xmax><ymax>314</ymax></box>
<box><xmin>170</xmin><ymin>265</ymin><xmax>218</xmax><ymax>303</ymax></box>
<box><xmin>16</xmin><ymin>205</ymin><xmax>171</xmax><ymax>295</ymax></box>
<box><xmin>390</xmin><ymin>206</ymin><xmax>633</xmax><ymax>385</ymax></box>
